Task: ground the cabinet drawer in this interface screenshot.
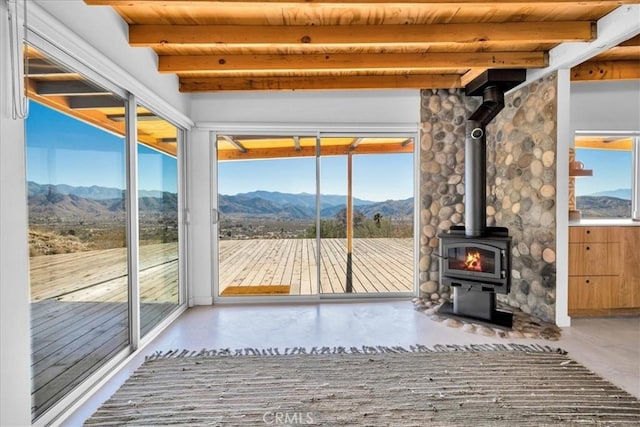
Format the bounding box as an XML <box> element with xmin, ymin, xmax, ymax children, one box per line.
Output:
<box><xmin>568</xmin><ymin>242</ymin><xmax>621</xmax><ymax>275</ymax></box>
<box><xmin>568</xmin><ymin>276</ymin><xmax>615</xmax><ymax>311</ymax></box>
<box><xmin>569</xmin><ymin>226</ymin><xmax>620</xmax><ymax>243</ymax></box>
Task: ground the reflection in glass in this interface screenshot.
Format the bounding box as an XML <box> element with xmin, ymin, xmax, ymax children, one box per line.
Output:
<box><xmin>27</xmin><ymin>100</ymin><xmax>129</xmax><ymax>419</ymax></box>
<box><xmin>137</xmin><ymin>111</ymin><xmax>180</xmax><ymax>337</ymax></box>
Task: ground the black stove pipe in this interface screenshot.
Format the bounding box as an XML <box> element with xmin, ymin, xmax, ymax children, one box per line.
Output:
<box><xmin>464</xmin><ymin>85</ymin><xmax>505</xmax><ymax>237</ymax></box>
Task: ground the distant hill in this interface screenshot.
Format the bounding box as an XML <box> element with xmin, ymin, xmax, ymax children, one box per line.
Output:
<box><xmin>576</xmin><ymin>195</ymin><xmax>632</xmax><ymax>218</ymax></box>
<box><xmin>588</xmin><ymin>188</ymin><xmax>632</xmax><ymax>200</ymax></box>
<box><xmin>219</xmin><ymin>194</ymin><xmax>315</xmax><ymax>219</ymax></box>
<box><xmin>27</xmin><ymin>181</ymin><xmax>164</xmax><ymax>200</ymax></box>
<box><xmin>234</xmin><ymin>191</ymin><xmax>374</xmax><ymax>209</ymax></box>
<box><xmin>320</xmin><ymin>198</ymin><xmax>414</xmax><ymax>219</ymax></box>
<box><xmin>28</xmin><ymin>182</ymin><xmax>177</xmax><ymax>222</ymax></box>
<box><xmin>221</xmin><ymin>190</ymin><xmax>412</xmax><ymax>220</ymax></box>
<box><xmin>28</xmin><ymin>182</ymin><xmax>123</xmax><ymax>200</ymax></box>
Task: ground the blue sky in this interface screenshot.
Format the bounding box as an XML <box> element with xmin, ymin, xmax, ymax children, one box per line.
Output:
<box><xmin>574</xmin><ymin>148</ymin><xmax>632</xmax><ymax>197</ymax></box>
<box><xmin>26</xmin><ymin>101</ymin><xmax>177</xmax><ymax>193</ymax></box>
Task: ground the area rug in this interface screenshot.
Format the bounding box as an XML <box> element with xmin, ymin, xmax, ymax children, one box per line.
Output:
<box><xmin>85</xmin><ymin>345</ymin><xmax>640</xmax><ymax>426</ymax></box>
<box><xmin>220</xmin><ymin>285</ymin><xmax>291</xmax><ymax>296</ymax></box>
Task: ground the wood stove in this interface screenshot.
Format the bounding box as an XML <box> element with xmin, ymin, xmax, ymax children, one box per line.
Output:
<box><xmin>439</xmin><ymin>226</ymin><xmax>512</xmax><ymax>327</ymax></box>
<box><xmin>437</xmin><ymin>70</ymin><xmax>525</xmax><ymax>329</ymax></box>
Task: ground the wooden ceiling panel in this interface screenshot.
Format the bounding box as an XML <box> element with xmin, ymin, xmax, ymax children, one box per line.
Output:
<box><xmin>146</xmin><ymin>41</ymin><xmax>556</xmax><ymax>56</ymax></box>
<box><xmin>88</xmin><ymin>1</ymin><xmax>625</xmax><ymax>25</ymax></box>
<box><xmin>83</xmin><ymin>0</ymin><xmax>638</xmax><ymax>91</ymax></box>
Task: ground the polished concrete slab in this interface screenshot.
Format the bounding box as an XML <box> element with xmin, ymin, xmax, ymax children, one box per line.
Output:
<box><xmin>60</xmin><ymin>301</ymin><xmax>640</xmax><ymax>426</ymax></box>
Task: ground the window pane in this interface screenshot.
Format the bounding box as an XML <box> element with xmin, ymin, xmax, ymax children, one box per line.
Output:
<box><xmin>575</xmin><ymin>147</ymin><xmax>632</xmax><ymax>218</ymax></box>
<box><xmin>217</xmin><ymin>138</ymin><xmax>318</xmax><ymax>297</ymax></box>
<box><xmin>137</xmin><ymin>110</ymin><xmax>180</xmax><ymax>337</ymax></box>
<box><xmin>27</xmin><ymin>96</ymin><xmax>129</xmax><ymax>419</ymax></box>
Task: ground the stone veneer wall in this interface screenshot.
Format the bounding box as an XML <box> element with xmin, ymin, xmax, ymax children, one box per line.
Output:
<box><xmin>419</xmin><ymin>89</ymin><xmax>479</xmax><ymax>303</ymax></box>
<box><xmin>419</xmin><ymin>74</ymin><xmax>558</xmax><ymax>322</ymax></box>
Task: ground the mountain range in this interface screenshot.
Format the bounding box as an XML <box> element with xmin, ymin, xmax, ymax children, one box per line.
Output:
<box><xmin>587</xmin><ymin>188</ymin><xmax>632</xmax><ymax>200</ymax></box>
<box><xmin>27</xmin><ymin>182</ymin><xmax>412</xmax><ymax>221</ymax></box>
<box><xmin>219</xmin><ymin>190</ymin><xmax>412</xmax><ymax>219</ymax></box>
<box><xmin>28</xmin><ymin>182</ymin><xmax>177</xmax><ymax>220</ymax></box>
<box><xmin>27</xmin><ymin>182</ymin><xmax>166</xmax><ymax>200</ymax></box>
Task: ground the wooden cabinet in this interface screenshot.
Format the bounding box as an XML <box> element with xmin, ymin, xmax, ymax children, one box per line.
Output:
<box><xmin>568</xmin><ymin>226</ymin><xmax>640</xmax><ymax>316</ymax></box>
<box><xmin>568</xmin><ymin>242</ymin><xmax>620</xmax><ymax>275</ymax></box>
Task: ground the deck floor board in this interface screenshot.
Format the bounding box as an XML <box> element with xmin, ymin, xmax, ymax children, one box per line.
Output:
<box><xmin>219</xmin><ymin>238</ymin><xmax>413</xmax><ymax>295</ymax></box>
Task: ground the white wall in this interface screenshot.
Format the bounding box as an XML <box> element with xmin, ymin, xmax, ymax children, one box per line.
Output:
<box><xmin>187</xmin><ymin>129</ymin><xmax>214</xmax><ymax>306</ymax></box>
<box><xmin>0</xmin><ymin>2</ymin><xmax>32</xmax><ymax>424</ymax></box>
<box><xmin>556</xmin><ymin>69</ymin><xmax>572</xmax><ymax>328</ymax></box>
<box><xmin>571</xmin><ymin>80</ymin><xmax>640</xmax><ymax>132</ymax></box>
<box><xmin>191</xmin><ymin>90</ymin><xmax>420</xmax><ymax>125</ymax></box>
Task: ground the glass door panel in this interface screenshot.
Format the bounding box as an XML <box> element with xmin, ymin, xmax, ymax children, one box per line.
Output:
<box><xmin>319</xmin><ymin>137</ymin><xmax>415</xmax><ymax>295</ymax></box>
<box><xmin>137</xmin><ymin>110</ymin><xmax>181</xmax><ymax>337</ymax></box>
<box><xmin>26</xmin><ymin>60</ymin><xmax>129</xmax><ymax>418</ymax></box>
<box><xmin>217</xmin><ymin>135</ymin><xmax>318</xmax><ymax>297</ymax></box>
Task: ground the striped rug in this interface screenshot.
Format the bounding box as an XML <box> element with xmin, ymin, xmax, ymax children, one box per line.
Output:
<box><xmin>86</xmin><ymin>344</ymin><xmax>640</xmax><ymax>426</ymax></box>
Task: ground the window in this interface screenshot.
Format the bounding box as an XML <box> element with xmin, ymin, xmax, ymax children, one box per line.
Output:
<box><xmin>574</xmin><ymin>134</ymin><xmax>639</xmax><ymax>220</ymax></box>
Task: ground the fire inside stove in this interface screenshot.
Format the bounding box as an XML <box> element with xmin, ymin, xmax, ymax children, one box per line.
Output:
<box><xmin>448</xmin><ymin>246</ymin><xmax>496</xmax><ymax>275</ymax></box>
<box><xmin>465</xmin><ymin>251</ymin><xmax>482</xmax><ymax>271</ymax></box>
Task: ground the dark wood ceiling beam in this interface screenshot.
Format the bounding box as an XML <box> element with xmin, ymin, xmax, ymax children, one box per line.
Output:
<box><xmin>571</xmin><ymin>60</ymin><xmax>640</xmax><ymax>81</ymax></box>
<box><xmin>68</xmin><ymin>96</ymin><xmax>124</xmax><ymax>110</ymax></box>
<box><xmin>162</xmin><ymin>51</ymin><xmax>548</xmax><ymax>73</ymax></box>
<box><xmin>130</xmin><ymin>21</ymin><xmax>594</xmax><ymax>47</ymax></box>
<box><xmin>620</xmin><ymin>34</ymin><xmax>640</xmax><ymax>46</ymax></box>
<box><xmin>179</xmin><ymin>73</ymin><xmax>462</xmax><ymax>91</ymax></box>
<box><xmin>35</xmin><ymin>81</ymin><xmax>109</xmax><ymax>97</ymax></box>
<box><xmin>26</xmin><ymin>59</ymin><xmax>70</xmax><ymax>77</ymax></box>
<box><xmin>107</xmin><ymin>112</ymin><xmax>160</xmax><ymax>122</ymax></box>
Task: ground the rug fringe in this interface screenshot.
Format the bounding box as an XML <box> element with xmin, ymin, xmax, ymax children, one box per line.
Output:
<box><xmin>145</xmin><ymin>343</ymin><xmax>566</xmax><ymax>361</ymax></box>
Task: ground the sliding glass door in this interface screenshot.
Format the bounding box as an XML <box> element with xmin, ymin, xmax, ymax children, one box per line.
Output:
<box><xmin>319</xmin><ymin>137</ymin><xmax>415</xmax><ymax>295</ymax></box>
<box><xmin>215</xmin><ymin>133</ymin><xmax>415</xmax><ymax>299</ymax></box>
<box><xmin>25</xmin><ymin>47</ymin><xmax>186</xmax><ymax>422</ymax></box>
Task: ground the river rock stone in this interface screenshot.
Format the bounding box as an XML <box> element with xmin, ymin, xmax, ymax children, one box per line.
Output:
<box><xmin>420</xmin><ymin>77</ymin><xmax>557</xmax><ymax>322</ymax></box>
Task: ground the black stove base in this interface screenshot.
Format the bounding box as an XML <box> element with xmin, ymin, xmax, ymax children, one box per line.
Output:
<box><xmin>437</xmin><ymin>301</ymin><xmax>513</xmax><ymax>330</ymax></box>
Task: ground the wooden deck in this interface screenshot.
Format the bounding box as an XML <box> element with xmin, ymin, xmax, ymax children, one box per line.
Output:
<box><xmin>29</xmin><ymin>243</ymin><xmax>180</xmax><ymax>419</ymax></box>
<box><xmin>29</xmin><ymin>237</ymin><xmax>412</xmax><ymax>419</ymax></box>
<box><xmin>219</xmin><ymin>238</ymin><xmax>414</xmax><ymax>295</ymax></box>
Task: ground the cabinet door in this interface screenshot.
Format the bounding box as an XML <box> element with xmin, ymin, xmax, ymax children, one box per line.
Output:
<box><xmin>568</xmin><ymin>242</ymin><xmax>621</xmax><ymax>276</ymax></box>
<box><xmin>568</xmin><ymin>276</ymin><xmax>614</xmax><ymax>311</ymax></box>
<box><xmin>612</xmin><ymin>279</ymin><xmax>640</xmax><ymax>308</ymax></box>
<box><xmin>619</xmin><ymin>227</ymin><xmax>640</xmax><ymax>308</ymax></box>
<box><xmin>569</xmin><ymin>227</ymin><xmax>621</xmax><ymax>243</ymax></box>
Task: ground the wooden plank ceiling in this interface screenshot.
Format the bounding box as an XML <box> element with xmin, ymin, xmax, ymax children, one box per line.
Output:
<box><xmin>84</xmin><ymin>0</ymin><xmax>640</xmax><ymax>92</ymax></box>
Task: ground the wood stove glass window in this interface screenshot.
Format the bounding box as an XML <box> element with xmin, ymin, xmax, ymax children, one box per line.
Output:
<box><xmin>447</xmin><ymin>246</ymin><xmax>497</xmax><ymax>274</ymax></box>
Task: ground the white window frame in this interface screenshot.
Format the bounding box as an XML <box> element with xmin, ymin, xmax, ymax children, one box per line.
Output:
<box><xmin>574</xmin><ymin>130</ymin><xmax>640</xmax><ymax>222</ymax></box>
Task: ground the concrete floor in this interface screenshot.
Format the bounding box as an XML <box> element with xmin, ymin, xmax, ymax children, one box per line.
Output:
<box><xmin>60</xmin><ymin>301</ymin><xmax>640</xmax><ymax>426</ymax></box>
